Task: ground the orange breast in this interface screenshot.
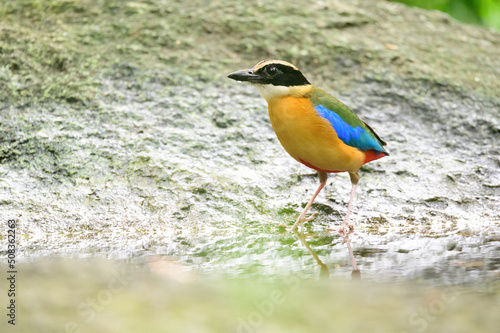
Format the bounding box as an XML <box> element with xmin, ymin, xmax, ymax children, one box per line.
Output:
<box><xmin>267</xmin><ymin>96</ymin><xmax>365</xmax><ymax>173</ymax></box>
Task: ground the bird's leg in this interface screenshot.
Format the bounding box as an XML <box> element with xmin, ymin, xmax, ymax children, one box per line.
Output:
<box><xmin>329</xmin><ymin>171</ymin><xmax>359</xmax><ymax>234</ymax></box>
<box><xmin>291</xmin><ymin>171</ymin><xmax>328</xmax><ymax>230</ymax></box>
<box><xmin>339</xmin><ymin>171</ymin><xmax>359</xmax><ymax>233</ymax></box>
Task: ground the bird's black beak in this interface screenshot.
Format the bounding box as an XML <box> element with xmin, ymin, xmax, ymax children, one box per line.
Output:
<box><xmin>227</xmin><ymin>69</ymin><xmax>261</xmax><ymax>83</ymax></box>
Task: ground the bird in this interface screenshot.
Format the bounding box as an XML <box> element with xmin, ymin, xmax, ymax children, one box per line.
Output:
<box><xmin>227</xmin><ymin>60</ymin><xmax>388</xmax><ymax>232</ymax></box>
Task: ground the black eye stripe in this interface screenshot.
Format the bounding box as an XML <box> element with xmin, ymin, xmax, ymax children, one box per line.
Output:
<box><xmin>255</xmin><ymin>63</ymin><xmax>311</xmax><ymax>86</ymax></box>
<box><xmin>265</xmin><ymin>66</ymin><xmax>278</xmax><ymax>76</ymax></box>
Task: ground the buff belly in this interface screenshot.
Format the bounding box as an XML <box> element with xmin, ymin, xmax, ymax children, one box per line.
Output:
<box><xmin>267</xmin><ymin>96</ymin><xmax>365</xmax><ymax>173</ymax></box>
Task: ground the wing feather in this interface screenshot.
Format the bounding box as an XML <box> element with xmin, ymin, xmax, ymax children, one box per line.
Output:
<box><xmin>307</xmin><ymin>87</ymin><xmax>388</xmax><ymax>154</ymax></box>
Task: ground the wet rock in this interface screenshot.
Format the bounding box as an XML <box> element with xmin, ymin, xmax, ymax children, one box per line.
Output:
<box><xmin>0</xmin><ymin>0</ymin><xmax>499</xmax><ymax>284</ymax></box>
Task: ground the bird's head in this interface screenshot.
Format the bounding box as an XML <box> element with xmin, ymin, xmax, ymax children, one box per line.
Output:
<box><xmin>227</xmin><ymin>60</ymin><xmax>311</xmax><ymax>102</ymax></box>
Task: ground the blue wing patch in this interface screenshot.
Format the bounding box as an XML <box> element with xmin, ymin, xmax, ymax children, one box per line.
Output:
<box><xmin>314</xmin><ymin>105</ymin><xmax>385</xmax><ymax>153</ymax></box>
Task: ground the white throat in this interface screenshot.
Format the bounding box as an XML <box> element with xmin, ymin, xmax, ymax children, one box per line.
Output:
<box><xmin>254</xmin><ymin>84</ymin><xmax>291</xmax><ymax>102</ymax></box>
<box><xmin>254</xmin><ymin>84</ymin><xmax>311</xmax><ymax>102</ymax></box>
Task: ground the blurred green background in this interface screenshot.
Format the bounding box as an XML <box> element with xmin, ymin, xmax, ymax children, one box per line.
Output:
<box><xmin>390</xmin><ymin>0</ymin><xmax>500</xmax><ymax>31</ymax></box>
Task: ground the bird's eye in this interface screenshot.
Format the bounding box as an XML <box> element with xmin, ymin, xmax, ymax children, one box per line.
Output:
<box><xmin>266</xmin><ymin>66</ymin><xmax>278</xmax><ymax>76</ymax></box>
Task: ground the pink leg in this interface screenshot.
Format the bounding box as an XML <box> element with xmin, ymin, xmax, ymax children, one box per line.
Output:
<box><xmin>291</xmin><ymin>172</ymin><xmax>328</xmax><ymax>230</ymax></box>
<box><xmin>342</xmin><ymin>182</ymin><xmax>358</xmax><ymax>227</ymax></box>
<box><xmin>330</xmin><ymin>171</ymin><xmax>359</xmax><ymax>233</ymax></box>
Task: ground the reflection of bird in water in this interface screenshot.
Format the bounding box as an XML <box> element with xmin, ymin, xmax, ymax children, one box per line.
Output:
<box><xmin>339</xmin><ymin>229</ymin><xmax>361</xmax><ymax>280</ymax></box>
<box><xmin>292</xmin><ymin>229</ymin><xmax>329</xmax><ymax>279</ymax></box>
<box><xmin>292</xmin><ymin>229</ymin><xmax>361</xmax><ymax>280</ymax></box>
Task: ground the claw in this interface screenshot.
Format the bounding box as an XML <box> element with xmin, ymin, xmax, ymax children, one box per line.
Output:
<box><xmin>291</xmin><ymin>212</ymin><xmax>318</xmax><ymax>230</ymax></box>
<box><xmin>327</xmin><ymin>223</ymin><xmax>354</xmax><ymax>235</ymax></box>
<box><xmin>338</xmin><ymin>223</ymin><xmax>353</xmax><ymax>234</ymax></box>
<box><xmin>342</xmin><ymin>222</ymin><xmax>354</xmax><ymax>230</ymax></box>
<box><xmin>303</xmin><ymin>212</ymin><xmax>318</xmax><ymax>222</ymax></box>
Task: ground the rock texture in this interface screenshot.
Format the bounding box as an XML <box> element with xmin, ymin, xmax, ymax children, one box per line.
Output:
<box><xmin>0</xmin><ymin>0</ymin><xmax>499</xmax><ymax>282</ymax></box>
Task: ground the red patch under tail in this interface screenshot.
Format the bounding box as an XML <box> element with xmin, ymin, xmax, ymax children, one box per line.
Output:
<box><xmin>363</xmin><ymin>150</ymin><xmax>387</xmax><ymax>165</ymax></box>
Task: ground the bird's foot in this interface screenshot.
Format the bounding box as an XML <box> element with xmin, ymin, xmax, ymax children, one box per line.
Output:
<box><xmin>327</xmin><ymin>222</ymin><xmax>354</xmax><ymax>235</ymax></box>
<box><xmin>291</xmin><ymin>212</ymin><xmax>318</xmax><ymax>230</ymax></box>
<box><xmin>338</xmin><ymin>223</ymin><xmax>354</xmax><ymax>235</ymax></box>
